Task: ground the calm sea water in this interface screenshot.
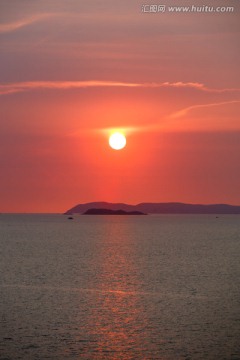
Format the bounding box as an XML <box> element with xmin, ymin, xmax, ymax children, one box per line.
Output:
<box><xmin>0</xmin><ymin>214</ymin><xmax>240</xmax><ymax>360</ymax></box>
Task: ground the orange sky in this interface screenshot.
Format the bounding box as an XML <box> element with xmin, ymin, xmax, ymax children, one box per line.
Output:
<box><xmin>0</xmin><ymin>0</ymin><xmax>240</xmax><ymax>212</ymax></box>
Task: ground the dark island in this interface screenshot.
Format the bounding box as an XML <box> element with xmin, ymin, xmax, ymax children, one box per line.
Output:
<box><xmin>64</xmin><ymin>202</ymin><xmax>240</xmax><ymax>215</ymax></box>
<box><xmin>83</xmin><ymin>208</ymin><xmax>146</xmax><ymax>215</ymax></box>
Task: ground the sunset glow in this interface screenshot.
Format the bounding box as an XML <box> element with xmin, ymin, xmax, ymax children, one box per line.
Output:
<box><xmin>109</xmin><ymin>132</ymin><xmax>126</xmax><ymax>150</ymax></box>
<box><xmin>0</xmin><ymin>1</ymin><xmax>239</xmax><ymax>212</ymax></box>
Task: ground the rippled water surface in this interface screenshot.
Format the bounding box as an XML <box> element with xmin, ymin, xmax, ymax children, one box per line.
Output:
<box><xmin>0</xmin><ymin>214</ymin><xmax>240</xmax><ymax>359</ymax></box>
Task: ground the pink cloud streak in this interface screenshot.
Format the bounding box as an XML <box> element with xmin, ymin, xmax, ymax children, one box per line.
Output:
<box><xmin>0</xmin><ymin>14</ymin><xmax>54</xmax><ymax>34</ymax></box>
<box><xmin>0</xmin><ymin>80</ymin><xmax>240</xmax><ymax>96</ymax></box>
<box><xmin>170</xmin><ymin>100</ymin><xmax>240</xmax><ymax>119</ymax></box>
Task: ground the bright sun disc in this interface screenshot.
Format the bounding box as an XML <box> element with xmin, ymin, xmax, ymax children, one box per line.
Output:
<box><xmin>109</xmin><ymin>132</ymin><xmax>126</xmax><ymax>150</ymax></box>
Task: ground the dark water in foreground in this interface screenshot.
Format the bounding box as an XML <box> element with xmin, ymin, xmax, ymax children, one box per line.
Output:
<box><xmin>0</xmin><ymin>214</ymin><xmax>240</xmax><ymax>359</ymax></box>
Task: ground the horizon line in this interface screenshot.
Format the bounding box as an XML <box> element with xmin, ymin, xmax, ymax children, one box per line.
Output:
<box><xmin>1</xmin><ymin>200</ymin><xmax>240</xmax><ymax>215</ymax></box>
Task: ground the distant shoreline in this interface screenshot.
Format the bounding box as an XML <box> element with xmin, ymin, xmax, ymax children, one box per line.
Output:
<box><xmin>64</xmin><ymin>202</ymin><xmax>240</xmax><ymax>215</ymax></box>
<box><xmin>82</xmin><ymin>208</ymin><xmax>146</xmax><ymax>215</ymax></box>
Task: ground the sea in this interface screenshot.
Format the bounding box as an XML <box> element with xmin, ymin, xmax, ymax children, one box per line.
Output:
<box><xmin>0</xmin><ymin>214</ymin><xmax>240</xmax><ymax>360</ymax></box>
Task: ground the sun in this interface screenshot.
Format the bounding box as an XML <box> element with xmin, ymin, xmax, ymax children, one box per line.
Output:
<box><xmin>109</xmin><ymin>132</ymin><xmax>126</xmax><ymax>150</ymax></box>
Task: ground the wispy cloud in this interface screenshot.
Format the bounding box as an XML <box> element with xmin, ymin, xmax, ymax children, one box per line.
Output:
<box><xmin>170</xmin><ymin>100</ymin><xmax>240</xmax><ymax>119</ymax></box>
<box><xmin>0</xmin><ymin>14</ymin><xmax>54</xmax><ymax>34</ymax></box>
<box><xmin>1</xmin><ymin>80</ymin><xmax>240</xmax><ymax>96</ymax></box>
<box><xmin>0</xmin><ymin>81</ymin><xmax>140</xmax><ymax>95</ymax></box>
<box><xmin>159</xmin><ymin>82</ymin><xmax>240</xmax><ymax>93</ymax></box>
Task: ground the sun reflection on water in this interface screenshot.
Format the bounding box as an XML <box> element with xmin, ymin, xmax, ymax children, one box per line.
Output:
<box><xmin>78</xmin><ymin>218</ymin><xmax>156</xmax><ymax>358</ymax></box>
